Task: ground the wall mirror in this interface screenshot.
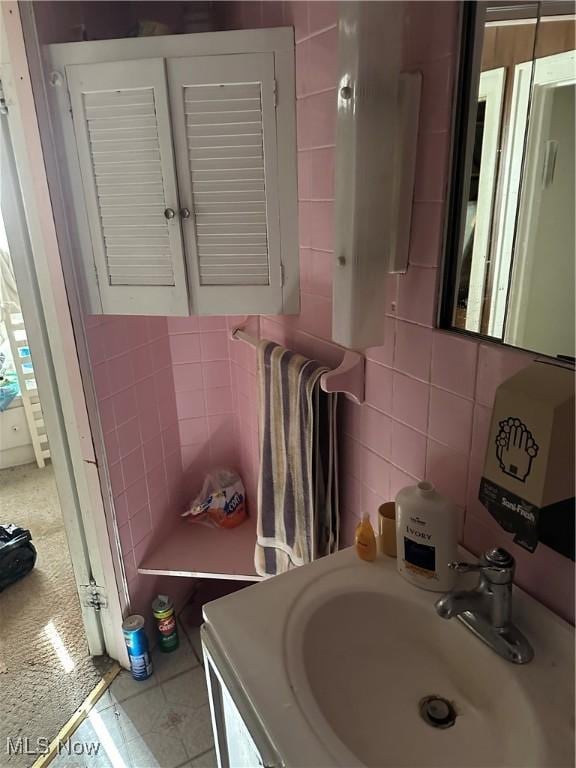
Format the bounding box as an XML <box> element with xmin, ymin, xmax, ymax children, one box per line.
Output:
<box><xmin>441</xmin><ymin>2</ymin><xmax>575</xmax><ymax>360</ymax></box>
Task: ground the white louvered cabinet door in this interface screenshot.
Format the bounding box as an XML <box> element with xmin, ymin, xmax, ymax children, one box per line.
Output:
<box><xmin>65</xmin><ymin>59</ymin><xmax>190</xmax><ymax>315</ymax></box>
<box><xmin>167</xmin><ymin>53</ymin><xmax>285</xmax><ymax>315</ymax></box>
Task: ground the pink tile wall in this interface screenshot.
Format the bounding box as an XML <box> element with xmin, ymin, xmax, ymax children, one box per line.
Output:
<box><xmin>222</xmin><ymin>0</ymin><xmax>574</xmax><ymax>622</ymax></box>
<box><xmin>166</xmin><ymin>316</ymin><xmax>241</xmax><ymax>499</ymax></box>
<box><xmin>85</xmin><ymin>314</ymin><xmax>189</xmax><ymax>615</ymax></box>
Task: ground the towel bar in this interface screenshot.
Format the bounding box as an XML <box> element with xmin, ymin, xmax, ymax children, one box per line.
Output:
<box><xmin>231</xmin><ymin>324</ymin><xmax>365</xmax><ymax>404</ymax></box>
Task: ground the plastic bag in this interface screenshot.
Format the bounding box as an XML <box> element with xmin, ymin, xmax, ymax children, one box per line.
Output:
<box><xmin>182</xmin><ymin>469</ymin><xmax>247</xmax><ymax>529</ymax></box>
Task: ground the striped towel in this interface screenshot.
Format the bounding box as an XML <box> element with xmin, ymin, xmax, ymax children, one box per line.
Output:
<box><xmin>255</xmin><ymin>341</ymin><xmax>339</xmax><ymax>577</ymax></box>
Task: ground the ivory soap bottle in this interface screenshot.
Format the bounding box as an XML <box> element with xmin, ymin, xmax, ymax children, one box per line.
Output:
<box><xmin>395</xmin><ymin>481</ymin><xmax>457</xmax><ymax>592</ymax></box>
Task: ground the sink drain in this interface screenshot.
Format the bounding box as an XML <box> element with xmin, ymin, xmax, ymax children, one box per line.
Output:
<box><xmin>419</xmin><ymin>695</ymin><xmax>457</xmax><ymax>729</ymax></box>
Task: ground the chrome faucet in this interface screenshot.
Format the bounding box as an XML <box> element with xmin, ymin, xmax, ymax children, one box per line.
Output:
<box><xmin>435</xmin><ymin>547</ymin><xmax>534</xmax><ymax>664</ymax></box>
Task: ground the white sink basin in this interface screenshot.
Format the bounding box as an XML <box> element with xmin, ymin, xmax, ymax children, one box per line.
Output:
<box><xmin>289</xmin><ymin>589</ymin><xmax>540</xmax><ymax>767</ymax></box>
<box><xmin>203</xmin><ymin>548</ymin><xmax>575</xmax><ymax>767</ymax></box>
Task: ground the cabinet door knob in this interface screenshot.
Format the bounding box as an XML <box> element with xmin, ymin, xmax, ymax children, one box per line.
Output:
<box><xmin>164</xmin><ymin>208</ymin><xmax>175</xmax><ymax>220</ymax></box>
<box><xmin>179</xmin><ymin>208</ymin><xmax>191</xmax><ymax>219</ymax></box>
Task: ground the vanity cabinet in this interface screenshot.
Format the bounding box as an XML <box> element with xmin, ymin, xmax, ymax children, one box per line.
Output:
<box><xmin>46</xmin><ymin>29</ymin><xmax>298</xmax><ymax>316</ymax></box>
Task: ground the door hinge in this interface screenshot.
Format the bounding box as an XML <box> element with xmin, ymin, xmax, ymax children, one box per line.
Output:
<box><xmin>0</xmin><ymin>84</ymin><xmax>8</xmax><ymax>116</ymax></box>
<box><xmin>273</xmin><ymin>79</ymin><xmax>278</xmax><ymax>108</ymax></box>
<box><xmin>79</xmin><ymin>577</ymin><xmax>108</xmax><ymax>611</ymax></box>
<box><xmin>280</xmin><ymin>262</ymin><xmax>285</xmax><ymax>285</ymax></box>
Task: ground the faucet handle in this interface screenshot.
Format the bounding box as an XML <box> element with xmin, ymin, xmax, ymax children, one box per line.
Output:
<box><xmin>449</xmin><ymin>548</ymin><xmax>515</xmax><ymax>584</ymax></box>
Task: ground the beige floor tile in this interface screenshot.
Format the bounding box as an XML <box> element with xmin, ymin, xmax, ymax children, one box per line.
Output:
<box><xmin>162</xmin><ymin>667</ymin><xmax>208</xmax><ymax>710</ymax></box>
<box><xmin>126</xmin><ymin>729</ymin><xmax>188</xmax><ymax>768</ymax></box>
<box><xmin>151</xmin><ymin>636</ymin><xmax>199</xmax><ymax>683</ymax></box>
<box><xmin>179</xmin><ymin>704</ymin><xmax>214</xmax><ymax>761</ymax></box>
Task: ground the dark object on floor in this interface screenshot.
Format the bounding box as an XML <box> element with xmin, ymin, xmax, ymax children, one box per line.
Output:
<box><xmin>0</xmin><ymin>524</ymin><xmax>37</xmax><ymax>591</ymax></box>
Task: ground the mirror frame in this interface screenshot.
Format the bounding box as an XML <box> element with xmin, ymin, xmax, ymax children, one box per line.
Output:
<box><xmin>438</xmin><ymin>2</ymin><xmax>557</xmax><ymax>356</ymax></box>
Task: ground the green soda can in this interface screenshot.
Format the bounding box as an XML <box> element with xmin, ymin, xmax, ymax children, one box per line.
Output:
<box><xmin>152</xmin><ymin>594</ymin><xmax>179</xmax><ymax>652</ymax></box>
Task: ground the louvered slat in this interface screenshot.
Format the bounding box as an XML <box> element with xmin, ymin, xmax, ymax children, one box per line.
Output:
<box><xmin>184</xmin><ymin>82</ymin><xmax>270</xmax><ymax>287</ymax></box>
<box><xmin>82</xmin><ymin>85</ymin><xmax>175</xmax><ymax>287</ymax></box>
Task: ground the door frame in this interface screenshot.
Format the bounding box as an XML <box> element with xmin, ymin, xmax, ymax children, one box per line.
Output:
<box><xmin>0</xmin><ymin>3</ymin><xmax>128</xmax><ymax>667</ymax></box>
<box><xmin>505</xmin><ymin>50</ymin><xmax>576</xmax><ymax>346</ymax></box>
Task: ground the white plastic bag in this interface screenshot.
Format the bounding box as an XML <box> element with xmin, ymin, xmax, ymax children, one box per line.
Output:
<box><xmin>182</xmin><ymin>469</ymin><xmax>246</xmax><ymax>529</ymax></box>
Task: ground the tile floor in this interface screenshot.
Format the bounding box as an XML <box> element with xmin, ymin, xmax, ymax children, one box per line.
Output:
<box><xmin>51</xmin><ymin>627</ymin><xmax>216</xmax><ymax>768</ymax></box>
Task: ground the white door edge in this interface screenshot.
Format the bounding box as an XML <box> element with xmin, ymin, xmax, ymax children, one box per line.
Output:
<box><xmin>0</xmin><ymin>2</ymin><xmax>128</xmax><ymax>668</ymax></box>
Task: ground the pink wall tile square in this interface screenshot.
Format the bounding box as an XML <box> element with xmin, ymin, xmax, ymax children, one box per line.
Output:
<box><xmin>169</xmin><ymin>333</ymin><xmax>201</xmax><ymax>364</ymax></box>
<box><xmin>471</xmin><ymin>403</ymin><xmax>492</xmax><ymax>459</ymax></box>
<box><xmin>131</xmin><ymin>344</ymin><xmax>153</xmax><ymax>383</ymax></box>
<box><xmin>103</xmin><ymin>430</ymin><xmax>120</xmax><ymax>466</ymax></box>
<box><xmin>261</xmin><ymin>1</ymin><xmax>284</xmax><ymax>27</ymax></box>
<box><xmin>162</xmin><ymin>423</ymin><xmax>181</xmax><ymax>458</ymax></box>
<box><xmin>308</xmin><ymin>0</ymin><xmax>337</xmax><ymax>34</ymax></box>
<box><xmin>394</xmin><ymin>320</ymin><xmax>433</xmax><ymax>381</ymax></box>
<box><xmin>149</xmin><ymin>337</ymin><xmax>171</xmax><ymax>372</ymax></box>
<box><xmin>92</xmin><ymin>362</ymin><xmax>111</xmax><ymax>401</ymax></box>
<box><xmin>117</xmin><ymin>522</ymin><xmax>132</xmax><ymax>557</ymax></box>
<box><xmin>397</xmin><ymin>267</ymin><xmax>438</xmax><ymax>327</ymax></box>
<box><xmin>298</xmin><ymin>152</ymin><xmax>311</xmax><ymax>199</ymax></box>
<box><xmin>428</xmin><ymin>387</ymin><xmax>473</xmax><ymax>454</ymax></box>
<box><xmin>298</xmin><ymin>202</ymin><xmax>312</xmax><ymax>247</ymax></box>
<box><xmin>476</xmin><ymin>343</ymin><xmax>533</xmax><ymax>407</ymax></box>
<box><xmin>389</xmin><ymin>465</ymin><xmax>419</xmax><ymax>500</ymax></box>
<box><xmin>200</xmin><ymin>331</ymin><xmax>229</xmax><ymax>361</ymax></box>
<box><xmin>179</xmin><ymin>416</ymin><xmax>209</xmax><ymax>446</ymax></box>
<box><xmin>414</xmin><ymin>131</ymin><xmax>450</xmax><ymax>203</ymax></box>
<box><xmin>308</xmin><ymin>201</ymin><xmax>334</xmax><ymax>251</ymax></box>
<box><xmin>418</xmin><ymin>55</ymin><xmax>455</xmax><ymax>135</ymax></box>
<box><xmin>341</xmin><ymin>435</ymin><xmax>363</xmax><ymax>481</ymax></box>
<box><xmin>361</xmin><ymin>484</ymin><xmax>387</xmax><ymax>528</ymax></box>
<box><xmin>284</xmin><ymin>1</ymin><xmax>309</xmax><ymax>42</ymax></box>
<box><xmin>173</xmin><ymin>362</ymin><xmax>204</xmax><ymax>392</ymax></box>
<box><xmin>125</xmin><ymin>479</ymin><xmax>149</xmax><ymax>519</ymax></box>
<box><xmin>202</xmin><ymin>360</ymin><xmax>231</xmax><ymax>389</ymax></box>
<box><xmin>143</xmin><ymin>437</ymin><xmax>163</xmax><ymax>473</ymax></box>
<box><xmin>431</xmin><ymin>332</ymin><xmax>478</xmax><ymax>398</ymax></box>
<box><xmin>116</xmin><ymin>417</ymin><xmax>141</xmax><ymax>458</ymax></box>
<box><xmin>392</xmin><ymin>372</ymin><xmax>430</xmax><ymax>432</ymax></box>
<box><xmin>121</xmin><ymin>447</ymin><xmax>146</xmax><ymax>488</ymax></box>
<box><xmin>139</xmin><ymin>406</ymin><xmax>161</xmax><ymax>444</ymax></box>
<box><xmin>341</xmin><ymin>399</ymin><xmax>363</xmax><ymax>441</ymax></box>
<box><xmin>98</xmin><ymin>397</ymin><xmax>115</xmax><ymax>435</ymax></box>
<box><xmin>206</xmin><ymin>387</ymin><xmax>235</xmax><ymax>416</ymax></box>
<box><xmin>391</xmin><ymin>421</ymin><xmax>426</xmax><ymax>479</ymax></box>
<box><xmin>298</xmin><ymin>90</ymin><xmax>337</xmax><ymax>150</ymax></box>
<box><xmin>176</xmin><ymin>390</ymin><xmax>206</xmax><ymax>420</ymax></box>
<box><xmin>426</xmin><ymin>438</ymin><xmax>468</xmax><ymax>508</ymax></box>
<box><xmin>309</xmin><ymin>147</ymin><xmax>335</xmax><ymax>200</ymax></box>
<box><xmin>365</xmin><ymin>361</ymin><xmax>393</xmax><ymax>415</ymax></box>
<box><xmin>107</xmin><ymin>354</ymin><xmax>134</xmax><ymax>395</ymax></box>
<box><xmin>341</xmin><ymin>471</ymin><xmax>362</xmax><ymax>515</ymax></box>
<box><xmin>198</xmin><ymin>316</ymin><xmax>227</xmax><ymax>331</ymax></box>
<box><xmin>299</xmin><ymin>292</ymin><xmax>332</xmax><ymax>338</ymax></box>
<box><xmin>306</xmin><ymin>27</ymin><xmax>338</xmax><ymax>95</ymax></box>
<box><xmin>361</xmin><ymin>406</ymin><xmax>392</xmax><ymax>460</ymax></box>
<box><xmin>366</xmin><ymin>316</ymin><xmax>396</xmax><ymax>368</ymax></box>
<box><xmin>361</xmin><ymin>447</ymin><xmax>390</xmax><ymax>500</ymax></box>
<box><xmin>130</xmin><ymin>504</ymin><xmax>152</xmax><ymax>548</ymax></box>
<box><xmin>113</xmin><ymin>492</ymin><xmax>129</xmax><ymax>528</ymax></box>
<box><xmin>112</xmin><ymin>387</ymin><xmax>138</xmax><ymax>427</ymax></box>
<box><xmin>409</xmin><ymin>201</ymin><xmax>444</xmax><ymax>268</ymax></box>
<box><xmin>146</xmin><ymin>464</ymin><xmax>167</xmax><ymax>504</ymax></box>
<box><xmin>167</xmin><ymin>316</ymin><xmax>199</xmax><ymax>333</ymax></box>
<box><xmin>108</xmin><ymin>461</ymin><xmax>124</xmax><ymax>498</ymax></box>
<box><xmin>309</xmin><ymin>250</ymin><xmax>333</xmax><ymax>299</ymax></box>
